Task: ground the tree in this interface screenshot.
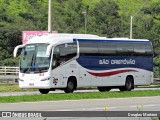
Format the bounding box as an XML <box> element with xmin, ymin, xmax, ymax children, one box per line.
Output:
<box><xmin>141</xmin><ymin>0</ymin><xmax>160</xmax><ymax>77</ymax></box>
<box><xmin>52</xmin><ymin>0</ymin><xmax>85</xmax><ymax>33</ymax></box>
<box><xmin>0</xmin><ymin>27</ymin><xmax>21</xmax><ymax>66</ymax></box>
<box><xmin>89</xmin><ymin>0</ymin><xmax>122</xmax><ymax>37</ymax></box>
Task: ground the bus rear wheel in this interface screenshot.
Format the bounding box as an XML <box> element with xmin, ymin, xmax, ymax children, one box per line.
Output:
<box><xmin>119</xmin><ymin>77</ymin><xmax>133</xmax><ymax>91</ymax></box>
<box><xmin>39</xmin><ymin>89</ymin><xmax>49</xmax><ymax>94</ymax></box>
<box><xmin>64</xmin><ymin>78</ymin><xmax>76</xmax><ymax>93</ymax></box>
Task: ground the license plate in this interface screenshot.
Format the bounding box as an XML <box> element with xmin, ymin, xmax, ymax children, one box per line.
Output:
<box><xmin>29</xmin><ymin>83</ymin><xmax>34</xmax><ymax>86</ymax></box>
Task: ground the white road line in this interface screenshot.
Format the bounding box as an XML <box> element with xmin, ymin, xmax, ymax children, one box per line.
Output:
<box><xmin>52</xmin><ymin>104</ymin><xmax>160</xmax><ymax>111</ymax></box>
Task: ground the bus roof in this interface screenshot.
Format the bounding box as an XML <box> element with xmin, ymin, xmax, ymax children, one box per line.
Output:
<box><xmin>26</xmin><ymin>33</ymin><xmax>100</xmax><ymax>44</ymax></box>
<box><xmin>26</xmin><ymin>33</ymin><xmax>150</xmax><ymax>45</ymax></box>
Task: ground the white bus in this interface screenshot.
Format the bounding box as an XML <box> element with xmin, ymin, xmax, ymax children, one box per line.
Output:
<box><xmin>14</xmin><ymin>33</ymin><xmax>153</xmax><ymax>94</ymax></box>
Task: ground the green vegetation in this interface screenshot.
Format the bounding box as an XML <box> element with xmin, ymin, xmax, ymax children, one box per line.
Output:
<box><xmin>0</xmin><ymin>84</ymin><xmax>37</xmax><ymax>92</ymax></box>
<box><xmin>0</xmin><ymin>90</ymin><xmax>159</xmax><ymax>103</ymax></box>
<box><xmin>0</xmin><ymin>83</ymin><xmax>160</xmax><ymax>92</ymax></box>
<box><xmin>0</xmin><ymin>0</ymin><xmax>160</xmax><ymax>76</ymax></box>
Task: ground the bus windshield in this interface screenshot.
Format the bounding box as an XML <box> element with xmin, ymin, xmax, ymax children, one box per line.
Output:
<box><xmin>20</xmin><ymin>43</ymin><xmax>51</xmax><ymax>73</ymax></box>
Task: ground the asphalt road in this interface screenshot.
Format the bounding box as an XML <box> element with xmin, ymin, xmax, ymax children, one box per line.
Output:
<box><xmin>0</xmin><ymin>96</ymin><xmax>160</xmax><ymax>120</ymax></box>
<box><xmin>0</xmin><ymin>84</ymin><xmax>159</xmax><ymax>120</ymax></box>
<box><xmin>0</xmin><ymin>96</ymin><xmax>160</xmax><ymax>111</ymax></box>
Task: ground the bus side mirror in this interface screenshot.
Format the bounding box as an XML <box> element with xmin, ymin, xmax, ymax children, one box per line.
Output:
<box><xmin>13</xmin><ymin>45</ymin><xmax>25</xmax><ymax>57</ymax></box>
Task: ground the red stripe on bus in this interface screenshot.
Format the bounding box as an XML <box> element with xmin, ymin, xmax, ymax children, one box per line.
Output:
<box><xmin>87</xmin><ymin>69</ymin><xmax>138</xmax><ymax>77</ymax></box>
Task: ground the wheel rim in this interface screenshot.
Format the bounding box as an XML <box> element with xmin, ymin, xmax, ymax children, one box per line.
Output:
<box><xmin>68</xmin><ymin>81</ymin><xmax>74</xmax><ymax>91</ymax></box>
<box><xmin>126</xmin><ymin>80</ymin><xmax>132</xmax><ymax>90</ymax></box>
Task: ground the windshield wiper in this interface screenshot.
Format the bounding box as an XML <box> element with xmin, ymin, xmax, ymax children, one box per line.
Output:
<box><xmin>39</xmin><ymin>68</ymin><xmax>42</xmax><ymax>73</ymax></box>
<box><xmin>23</xmin><ymin>67</ymin><xmax>29</xmax><ymax>73</ymax></box>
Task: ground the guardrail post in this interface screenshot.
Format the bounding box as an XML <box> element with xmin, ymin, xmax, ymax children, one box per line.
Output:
<box><xmin>5</xmin><ymin>66</ymin><xmax>6</xmax><ymax>75</ymax></box>
<box><xmin>16</xmin><ymin>67</ymin><xmax>18</xmax><ymax>75</ymax></box>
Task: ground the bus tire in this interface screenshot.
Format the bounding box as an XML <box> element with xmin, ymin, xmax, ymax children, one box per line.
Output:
<box><xmin>125</xmin><ymin>77</ymin><xmax>133</xmax><ymax>91</ymax></box>
<box><xmin>64</xmin><ymin>78</ymin><xmax>76</xmax><ymax>93</ymax></box>
<box><xmin>39</xmin><ymin>89</ymin><xmax>49</xmax><ymax>94</ymax></box>
<box><xmin>119</xmin><ymin>77</ymin><xmax>133</xmax><ymax>91</ymax></box>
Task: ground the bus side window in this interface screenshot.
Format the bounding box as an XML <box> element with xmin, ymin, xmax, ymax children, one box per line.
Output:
<box><xmin>59</xmin><ymin>43</ymin><xmax>77</xmax><ymax>63</ymax></box>
<box><xmin>145</xmin><ymin>43</ymin><xmax>153</xmax><ymax>56</ymax></box>
<box><xmin>79</xmin><ymin>42</ymin><xmax>98</xmax><ymax>56</ymax></box>
<box><xmin>116</xmin><ymin>43</ymin><xmax>134</xmax><ymax>56</ymax></box>
<box><xmin>98</xmin><ymin>42</ymin><xmax>116</xmax><ymax>56</ymax></box>
<box><xmin>134</xmin><ymin>43</ymin><xmax>145</xmax><ymax>55</ymax></box>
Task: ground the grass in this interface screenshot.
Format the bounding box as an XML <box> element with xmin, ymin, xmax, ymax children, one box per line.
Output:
<box><xmin>0</xmin><ymin>83</ymin><xmax>160</xmax><ymax>92</ymax></box>
<box><xmin>0</xmin><ymin>90</ymin><xmax>159</xmax><ymax>103</ymax></box>
<box><xmin>0</xmin><ymin>83</ymin><xmax>37</xmax><ymax>92</ymax></box>
<box><xmin>0</xmin><ymin>83</ymin><xmax>160</xmax><ymax>103</ymax></box>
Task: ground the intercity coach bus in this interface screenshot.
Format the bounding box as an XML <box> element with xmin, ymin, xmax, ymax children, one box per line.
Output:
<box><xmin>14</xmin><ymin>34</ymin><xmax>153</xmax><ymax>94</ymax></box>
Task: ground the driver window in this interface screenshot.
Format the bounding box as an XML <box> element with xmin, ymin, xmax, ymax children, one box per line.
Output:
<box><xmin>52</xmin><ymin>46</ymin><xmax>60</xmax><ymax>69</ymax></box>
<box><xmin>51</xmin><ymin>42</ymin><xmax>77</xmax><ymax>69</ymax></box>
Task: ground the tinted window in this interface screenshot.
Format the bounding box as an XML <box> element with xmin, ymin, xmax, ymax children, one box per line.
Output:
<box><xmin>79</xmin><ymin>42</ymin><xmax>98</xmax><ymax>56</ymax></box>
<box><xmin>133</xmin><ymin>43</ymin><xmax>145</xmax><ymax>55</ymax></box>
<box><xmin>59</xmin><ymin>42</ymin><xmax>77</xmax><ymax>62</ymax></box>
<box><xmin>145</xmin><ymin>43</ymin><xmax>153</xmax><ymax>55</ymax></box>
<box><xmin>116</xmin><ymin>43</ymin><xmax>134</xmax><ymax>55</ymax></box>
<box><xmin>52</xmin><ymin>42</ymin><xmax>77</xmax><ymax>69</ymax></box>
<box><xmin>98</xmin><ymin>42</ymin><xmax>116</xmax><ymax>55</ymax></box>
<box><xmin>79</xmin><ymin>40</ymin><xmax>152</xmax><ymax>56</ymax></box>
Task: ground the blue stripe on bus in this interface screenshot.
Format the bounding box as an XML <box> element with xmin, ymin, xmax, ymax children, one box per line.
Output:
<box><xmin>76</xmin><ymin>56</ymin><xmax>153</xmax><ymax>72</ymax></box>
<box><xmin>73</xmin><ymin>39</ymin><xmax>151</xmax><ymax>43</ymax></box>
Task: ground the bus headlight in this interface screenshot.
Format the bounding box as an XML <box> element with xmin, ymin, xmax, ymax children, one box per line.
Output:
<box><xmin>41</xmin><ymin>77</ymin><xmax>50</xmax><ymax>81</ymax></box>
<box><xmin>19</xmin><ymin>78</ymin><xmax>24</xmax><ymax>82</ymax></box>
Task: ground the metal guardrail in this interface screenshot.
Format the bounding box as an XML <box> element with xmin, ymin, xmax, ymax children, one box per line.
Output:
<box><xmin>153</xmin><ymin>79</ymin><xmax>160</xmax><ymax>84</ymax></box>
<box><xmin>0</xmin><ymin>76</ymin><xmax>18</xmax><ymax>83</ymax></box>
<box><xmin>0</xmin><ymin>66</ymin><xmax>19</xmax><ymax>83</ymax></box>
<box><xmin>0</xmin><ymin>66</ymin><xmax>19</xmax><ymax>75</ymax></box>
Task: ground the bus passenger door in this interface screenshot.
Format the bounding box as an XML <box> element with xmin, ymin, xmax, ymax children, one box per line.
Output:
<box><xmin>51</xmin><ymin>46</ymin><xmax>61</xmax><ymax>87</ymax></box>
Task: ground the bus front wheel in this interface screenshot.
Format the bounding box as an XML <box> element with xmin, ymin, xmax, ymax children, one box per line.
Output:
<box><xmin>39</xmin><ymin>89</ymin><xmax>49</xmax><ymax>94</ymax></box>
<box><xmin>64</xmin><ymin>78</ymin><xmax>76</xmax><ymax>93</ymax></box>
